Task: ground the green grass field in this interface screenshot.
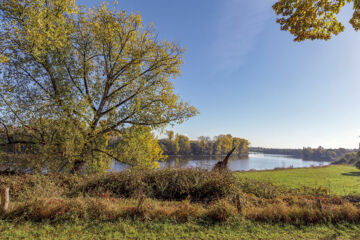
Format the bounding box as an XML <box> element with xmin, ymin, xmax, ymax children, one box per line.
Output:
<box><xmin>0</xmin><ymin>220</ymin><xmax>359</xmax><ymax>240</ymax></box>
<box><xmin>236</xmin><ymin>165</ymin><xmax>360</xmax><ymax>196</ymax></box>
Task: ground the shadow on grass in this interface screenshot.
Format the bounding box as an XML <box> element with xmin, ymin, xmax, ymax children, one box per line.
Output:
<box><xmin>342</xmin><ymin>172</ymin><xmax>360</xmax><ymax>177</ymax></box>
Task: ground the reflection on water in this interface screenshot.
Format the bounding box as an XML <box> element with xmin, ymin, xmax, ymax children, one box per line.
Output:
<box><xmin>161</xmin><ymin>155</ymin><xmax>249</xmax><ymax>169</ymax></box>
<box><xmin>111</xmin><ymin>153</ymin><xmax>330</xmax><ymax>172</ymax></box>
<box><xmin>162</xmin><ymin>153</ymin><xmax>330</xmax><ymax>171</ymax></box>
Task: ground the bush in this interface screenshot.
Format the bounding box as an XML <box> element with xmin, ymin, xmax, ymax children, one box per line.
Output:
<box><xmin>333</xmin><ymin>152</ymin><xmax>359</xmax><ymax>165</ymax></box>
<box><xmin>206</xmin><ymin>199</ymin><xmax>238</xmax><ymax>222</ymax></box>
<box><xmin>0</xmin><ymin>169</ymin><xmax>244</xmax><ymax>202</ymax></box>
<box><xmin>0</xmin><ymin>174</ymin><xmax>87</xmax><ymax>201</ymax></box>
<box><xmin>0</xmin><ymin>169</ymin><xmax>334</xmax><ymax>203</ymax></box>
<box><xmin>77</xmin><ymin>168</ymin><xmax>238</xmax><ymax>202</ymax></box>
<box><xmin>355</xmin><ymin>161</ymin><xmax>360</xmax><ymax>170</ymax></box>
<box><xmin>171</xmin><ymin>200</ymin><xmax>203</xmax><ymax>222</ymax></box>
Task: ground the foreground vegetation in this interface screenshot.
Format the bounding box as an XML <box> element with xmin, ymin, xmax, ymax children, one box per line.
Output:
<box><xmin>0</xmin><ymin>166</ymin><xmax>359</xmax><ymax>238</ymax></box>
<box><xmin>0</xmin><ymin>169</ymin><xmax>359</xmax><ymax>222</ymax></box>
<box><xmin>237</xmin><ymin>165</ymin><xmax>360</xmax><ymax>196</ymax></box>
<box><xmin>1</xmin><ymin>220</ymin><xmax>360</xmax><ymax>240</ymax></box>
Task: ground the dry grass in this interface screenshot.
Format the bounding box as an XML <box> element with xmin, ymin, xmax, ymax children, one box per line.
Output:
<box><xmin>5</xmin><ymin>197</ymin><xmax>208</xmax><ymax>223</ymax></box>
<box><xmin>206</xmin><ymin>199</ymin><xmax>238</xmax><ymax>222</ymax></box>
<box><xmin>1</xmin><ymin>168</ymin><xmax>360</xmax><ymax>225</ymax></box>
<box><xmin>2</xmin><ymin>193</ymin><xmax>360</xmax><ymax>224</ymax></box>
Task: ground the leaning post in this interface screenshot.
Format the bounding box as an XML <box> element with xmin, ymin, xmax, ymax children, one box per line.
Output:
<box><xmin>0</xmin><ymin>187</ymin><xmax>9</xmax><ymax>213</ymax></box>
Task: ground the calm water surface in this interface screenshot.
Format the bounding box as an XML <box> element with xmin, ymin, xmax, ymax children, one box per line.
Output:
<box><xmin>112</xmin><ymin>153</ymin><xmax>330</xmax><ymax>172</ymax></box>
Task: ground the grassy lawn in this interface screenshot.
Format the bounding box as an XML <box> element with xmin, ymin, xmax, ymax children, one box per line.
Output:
<box><xmin>236</xmin><ymin>165</ymin><xmax>360</xmax><ymax>196</ymax></box>
<box><xmin>0</xmin><ymin>220</ymin><xmax>360</xmax><ymax>240</ymax></box>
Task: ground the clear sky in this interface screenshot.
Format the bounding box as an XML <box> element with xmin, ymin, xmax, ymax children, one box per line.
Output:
<box><xmin>79</xmin><ymin>0</ymin><xmax>360</xmax><ymax>149</ymax></box>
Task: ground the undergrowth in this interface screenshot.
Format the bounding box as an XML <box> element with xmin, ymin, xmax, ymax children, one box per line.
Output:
<box><xmin>0</xmin><ymin>168</ymin><xmax>359</xmax><ymax>225</ymax></box>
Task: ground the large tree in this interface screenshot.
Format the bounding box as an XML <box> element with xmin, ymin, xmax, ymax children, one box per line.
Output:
<box><xmin>0</xmin><ymin>0</ymin><xmax>197</xmax><ymax>173</ymax></box>
<box><xmin>109</xmin><ymin>126</ymin><xmax>166</xmax><ymax>170</ymax></box>
<box><xmin>273</xmin><ymin>0</ymin><xmax>360</xmax><ymax>41</ymax></box>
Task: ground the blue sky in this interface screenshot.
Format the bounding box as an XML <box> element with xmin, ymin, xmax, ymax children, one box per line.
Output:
<box><xmin>79</xmin><ymin>0</ymin><xmax>360</xmax><ymax>149</ymax></box>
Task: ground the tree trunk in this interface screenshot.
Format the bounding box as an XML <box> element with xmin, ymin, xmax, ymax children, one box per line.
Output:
<box><xmin>1</xmin><ymin>187</ymin><xmax>9</xmax><ymax>213</ymax></box>
<box><xmin>213</xmin><ymin>147</ymin><xmax>236</xmax><ymax>171</ymax></box>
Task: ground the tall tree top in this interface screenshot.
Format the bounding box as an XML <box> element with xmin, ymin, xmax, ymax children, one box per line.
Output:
<box><xmin>273</xmin><ymin>0</ymin><xmax>360</xmax><ymax>41</ymax></box>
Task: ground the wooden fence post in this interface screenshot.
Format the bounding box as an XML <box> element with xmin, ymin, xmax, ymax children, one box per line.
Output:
<box><xmin>0</xmin><ymin>187</ymin><xmax>9</xmax><ymax>213</ymax></box>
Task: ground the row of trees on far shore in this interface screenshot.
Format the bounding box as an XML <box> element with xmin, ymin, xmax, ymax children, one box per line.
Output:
<box><xmin>159</xmin><ymin>131</ymin><xmax>249</xmax><ymax>156</ymax></box>
<box><xmin>251</xmin><ymin>147</ymin><xmax>351</xmax><ymax>161</ymax></box>
<box><xmin>302</xmin><ymin>147</ymin><xmax>349</xmax><ymax>161</ymax></box>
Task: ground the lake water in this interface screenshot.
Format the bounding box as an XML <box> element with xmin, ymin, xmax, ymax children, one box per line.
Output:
<box><xmin>111</xmin><ymin>153</ymin><xmax>331</xmax><ymax>172</ymax></box>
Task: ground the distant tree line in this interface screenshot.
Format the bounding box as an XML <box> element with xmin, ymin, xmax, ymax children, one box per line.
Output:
<box><xmin>302</xmin><ymin>147</ymin><xmax>349</xmax><ymax>161</ymax></box>
<box><xmin>250</xmin><ymin>148</ymin><xmax>303</xmax><ymax>157</ymax></box>
<box><xmin>159</xmin><ymin>132</ymin><xmax>249</xmax><ymax>156</ymax></box>
<box><xmin>332</xmin><ymin>152</ymin><xmax>360</xmax><ymax>166</ymax></box>
<box><xmin>251</xmin><ymin>147</ymin><xmax>352</xmax><ymax>161</ymax></box>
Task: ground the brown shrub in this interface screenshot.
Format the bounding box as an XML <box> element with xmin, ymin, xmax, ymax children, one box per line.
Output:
<box><xmin>0</xmin><ymin>174</ymin><xmax>87</xmax><ymax>201</ymax></box>
<box><xmin>171</xmin><ymin>200</ymin><xmax>203</xmax><ymax>222</ymax></box>
<box><xmin>77</xmin><ymin>168</ymin><xmax>238</xmax><ymax>202</ymax></box>
<box><xmin>244</xmin><ymin>199</ymin><xmax>360</xmax><ymax>224</ymax></box>
<box><xmin>206</xmin><ymin>199</ymin><xmax>238</xmax><ymax>222</ymax></box>
<box><xmin>8</xmin><ymin>197</ymin><xmax>123</xmax><ymax>222</ymax></box>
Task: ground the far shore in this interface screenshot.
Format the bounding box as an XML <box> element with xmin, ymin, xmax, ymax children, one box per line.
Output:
<box><xmin>234</xmin><ymin>164</ymin><xmax>331</xmax><ymax>173</ymax></box>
